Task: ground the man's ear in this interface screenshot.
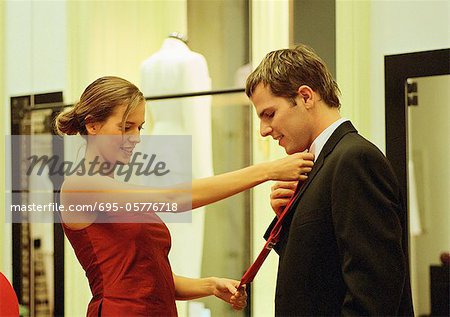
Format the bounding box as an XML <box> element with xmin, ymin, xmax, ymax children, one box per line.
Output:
<box><xmin>84</xmin><ymin>115</ymin><xmax>101</xmax><ymax>135</ymax></box>
<box><xmin>297</xmin><ymin>85</ymin><xmax>314</xmax><ymax>108</ymax></box>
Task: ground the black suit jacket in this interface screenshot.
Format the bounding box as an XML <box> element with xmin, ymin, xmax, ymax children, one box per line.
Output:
<box><xmin>265</xmin><ymin>121</ymin><xmax>414</xmax><ymax>316</ymax></box>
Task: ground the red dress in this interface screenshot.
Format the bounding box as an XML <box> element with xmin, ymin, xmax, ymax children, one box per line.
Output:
<box><xmin>0</xmin><ymin>272</ymin><xmax>19</xmax><ymax>316</ymax></box>
<box><xmin>63</xmin><ymin>212</ymin><xmax>177</xmax><ymax>317</ymax></box>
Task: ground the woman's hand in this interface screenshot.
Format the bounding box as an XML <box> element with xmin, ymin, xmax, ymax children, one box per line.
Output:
<box><xmin>212</xmin><ymin>278</ymin><xmax>247</xmax><ymax>310</ymax></box>
<box><xmin>266</xmin><ymin>152</ymin><xmax>314</xmax><ymax>181</ymax></box>
<box><xmin>270</xmin><ymin>181</ymin><xmax>298</xmax><ymax>216</ymax></box>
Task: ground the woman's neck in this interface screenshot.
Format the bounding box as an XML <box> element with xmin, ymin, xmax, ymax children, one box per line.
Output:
<box><xmin>84</xmin><ymin>148</ymin><xmax>116</xmax><ymax>178</ymax></box>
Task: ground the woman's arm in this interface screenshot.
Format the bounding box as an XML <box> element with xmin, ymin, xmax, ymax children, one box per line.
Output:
<box><xmin>191</xmin><ymin>152</ymin><xmax>312</xmax><ymax>209</ymax></box>
<box><xmin>60</xmin><ymin>152</ymin><xmax>314</xmax><ymax>226</ymax></box>
<box><xmin>173</xmin><ymin>274</ymin><xmax>247</xmax><ymax>310</ymax></box>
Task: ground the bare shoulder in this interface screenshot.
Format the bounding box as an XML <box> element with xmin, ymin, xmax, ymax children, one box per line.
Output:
<box><xmin>62</xmin><ymin>173</ymin><xmax>137</xmax><ymax>193</ymax></box>
<box><xmin>61</xmin><ymin>174</ymin><xmax>115</xmax><ymax>191</ymax></box>
<box><xmin>60</xmin><ymin>175</ymin><xmax>100</xmax><ymax>230</ymax></box>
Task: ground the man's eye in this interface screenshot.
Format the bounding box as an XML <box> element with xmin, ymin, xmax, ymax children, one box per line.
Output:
<box><xmin>265</xmin><ymin>112</ymin><xmax>274</xmax><ymax>118</ymax></box>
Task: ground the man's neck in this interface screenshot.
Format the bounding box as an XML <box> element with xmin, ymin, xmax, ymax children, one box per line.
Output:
<box><xmin>311</xmin><ymin>105</ymin><xmax>341</xmax><ymax>141</ymax></box>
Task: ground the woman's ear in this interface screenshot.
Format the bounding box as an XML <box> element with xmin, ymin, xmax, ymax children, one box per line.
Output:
<box><xmin>84</xmin><ymin>115</ymin><xmax>101</xmax><ymax>135</ymax></box>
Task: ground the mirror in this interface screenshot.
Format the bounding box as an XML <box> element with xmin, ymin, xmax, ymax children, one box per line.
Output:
<box><xmin>9</xmin><ymin>94</ymin><xmax>65</xmax><ymax>317</ymax></box>
<box><xmin>407</xmin><ymin>75</ymin><xmax>450</xmax><ymax>315</ymax></box>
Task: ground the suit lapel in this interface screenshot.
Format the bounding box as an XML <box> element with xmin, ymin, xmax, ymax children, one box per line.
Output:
<box><xmin>267</xmin><ymin>121</ymin><xmax>358</xmax><ymax>253</ymax></box>
<box><xmin>295</xmin><ymin>120</ymin><xmax>357</xmax><ymax>199</ymax></box>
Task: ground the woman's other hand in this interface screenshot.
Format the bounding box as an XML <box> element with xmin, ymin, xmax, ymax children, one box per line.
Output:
<box><xmin>212</xmin><ymin>277</ymin><xmax>247</xmax><ymax>310</ymax></box>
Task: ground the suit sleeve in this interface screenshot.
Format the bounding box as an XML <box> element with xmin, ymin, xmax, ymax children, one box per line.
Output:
<box><xmin>331</xmin><ymin>146</ymin><xmax>407</xmax><ymax>315</ymax></box>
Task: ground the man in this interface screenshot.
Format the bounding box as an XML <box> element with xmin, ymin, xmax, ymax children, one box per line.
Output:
<box><xmin>246</xmin><ymin>45</ymin><xmax>414</xmax><ymax>316</ymax></box>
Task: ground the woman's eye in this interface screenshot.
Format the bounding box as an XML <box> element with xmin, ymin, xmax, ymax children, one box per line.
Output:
<box><xmin>265</xmin><ymin>112</ymin><xmax>274</xmax><ymax>118</ymax></box>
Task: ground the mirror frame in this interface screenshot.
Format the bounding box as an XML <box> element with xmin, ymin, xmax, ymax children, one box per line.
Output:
<box><xmin>384</xmin><ymin>48</ymin><xmax>450</xmax><ymax>249</ymax></box>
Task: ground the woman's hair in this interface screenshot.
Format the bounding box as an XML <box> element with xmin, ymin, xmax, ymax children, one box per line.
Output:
<box><xmin>55</xmin><ymin>76</ymin><xmax>145</xmax><ymax>135</ymax></box>
<box><xmin>246</xmin><ymin>44</ymin><xmax>341</xmax><ymax>108</ymax></box>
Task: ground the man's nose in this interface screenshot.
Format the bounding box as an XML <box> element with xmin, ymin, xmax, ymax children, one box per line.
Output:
<box><xmin>260</xmin><ymin>122</ymin><xmax>272</xmax><ymax>137</ymax></box>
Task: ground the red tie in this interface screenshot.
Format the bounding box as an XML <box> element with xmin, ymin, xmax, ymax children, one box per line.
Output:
<box><xmin>238</xmin><ymin>182</ymin><xmax>302</xmax><ymax>288</ymax></box>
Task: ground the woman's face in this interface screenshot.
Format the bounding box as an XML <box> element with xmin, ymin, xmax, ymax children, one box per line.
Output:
<box><xmin>88</xmin><ymin>101</ymin><xmax>146</xmax><ymax>165</ymax></box>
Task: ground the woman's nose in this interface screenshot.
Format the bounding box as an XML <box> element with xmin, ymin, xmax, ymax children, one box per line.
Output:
<box><xmin>128</xmin><ymin>132</ymin><xmax>141</xmax><ymax>144</ymax></box>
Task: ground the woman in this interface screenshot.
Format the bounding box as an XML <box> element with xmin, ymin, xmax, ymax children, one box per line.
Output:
<box><xmin>56</xmin><ymin>76</ymin><xmax>314</xmax><ymax>316</ymax></box>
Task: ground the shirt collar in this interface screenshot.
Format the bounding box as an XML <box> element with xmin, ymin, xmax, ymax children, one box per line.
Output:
<box><xmin>309</xmin><ymin>118</ymin><xmax>349</xmax><ymax>161</ymax></box>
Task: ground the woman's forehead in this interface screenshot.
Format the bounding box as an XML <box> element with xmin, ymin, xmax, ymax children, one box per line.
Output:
<box><xmin>111</xmin><ymin>102</ymin><xmax>145</xmax><ymax>122</ymax></box>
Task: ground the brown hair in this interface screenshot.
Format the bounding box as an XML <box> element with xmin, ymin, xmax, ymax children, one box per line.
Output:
<box><xmin>55</xmin><ymin>76</ymin><xmax>145</xmax><ymax>135</ymax></box>
<box><xmin>246</xmin><ymin>44</ymin><xmax>341</xmax><ymax>108</ymax></box>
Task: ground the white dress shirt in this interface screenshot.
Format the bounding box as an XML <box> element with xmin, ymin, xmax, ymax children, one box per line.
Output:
<box><xmin>309</xmin><ymin>118</ymin><xmax>349</xmax><ymax>161</ymax></box>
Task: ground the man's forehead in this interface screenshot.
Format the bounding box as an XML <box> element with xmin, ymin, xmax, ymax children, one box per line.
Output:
<box><xmin>253</xmin><ymin>82</ymin><xmax>271</xmax><ymax>94</ymax></box>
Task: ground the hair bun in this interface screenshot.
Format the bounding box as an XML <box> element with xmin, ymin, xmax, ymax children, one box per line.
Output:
<box><xmin>55</xmin><ymin>107</ymin><xmax>83</xmax><ymax>135</ymax></box>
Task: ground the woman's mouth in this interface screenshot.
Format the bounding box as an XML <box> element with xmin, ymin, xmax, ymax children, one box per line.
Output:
<box><xmin>120</xmin><ymin>147</ymin><xmax>134</xmax><ymax>156</ymax></box>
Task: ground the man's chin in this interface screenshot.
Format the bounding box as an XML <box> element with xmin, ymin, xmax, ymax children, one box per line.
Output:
<box><xmin>284</xmin><ymin>147</ymin><xmax>294</xmax><ymax>155</ymax></box>
<box><xmin>285</xmin><ymin>146</ymin><xmax>307</xmax><ymax>155</ymax></box>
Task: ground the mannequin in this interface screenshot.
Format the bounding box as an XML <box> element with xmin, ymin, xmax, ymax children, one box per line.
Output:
<box><xmin>141</xmin><ymin>34</ymin><xmax>213</xmax><ymax>292</ymax></box>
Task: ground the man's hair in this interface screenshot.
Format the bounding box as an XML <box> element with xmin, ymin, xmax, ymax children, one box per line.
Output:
<box><xmin>246</xmin><ymin>44</ymin><xmax>341</xmax><ymax>108</ymax></box>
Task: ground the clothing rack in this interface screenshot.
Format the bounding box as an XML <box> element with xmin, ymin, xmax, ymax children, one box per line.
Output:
<box><xmin>16</xmin><ymin>88</ymin><xmax>246</xmax><ymax>112</ymax></box>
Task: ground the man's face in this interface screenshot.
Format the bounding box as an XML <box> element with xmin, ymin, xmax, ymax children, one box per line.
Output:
<box><xmin>251</xmin><ymin>84</ymin><xmax>314</xmax><ymax>154</ymax></box>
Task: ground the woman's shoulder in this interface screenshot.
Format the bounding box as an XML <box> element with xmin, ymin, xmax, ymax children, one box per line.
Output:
<box><xmin>60</xmin><ymin>175</ymin><xmax>101</xmax><ymax>230</ymax></box>
<box><xmin>61</xmin><ymin>174</ymin><xmax>84</xmax><ymax>192</ymax></box>
<box><xmin>61</xmin><ymin>174</ymin><xmax>118</xmax><ymax>193</ymax></box>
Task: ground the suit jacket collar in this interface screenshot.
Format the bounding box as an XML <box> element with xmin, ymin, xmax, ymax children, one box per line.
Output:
<box><xmin>264</xmin><ymin>121</ymin><xmax>358</xmax><ymax>252</ymax></box>
<box><xmin>296</xmin><ymin>120</ymin><xmax>357</xmax><ymax>197</ymax></box>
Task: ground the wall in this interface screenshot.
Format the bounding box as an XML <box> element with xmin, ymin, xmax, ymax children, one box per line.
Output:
<box><xmin>3</xmin><ymin>0</ymin><xmax>67</xmax><ymax>282</ymax></box>
<box><xmin>188</xmin><ymin>0</ymin><xmax>249</xmax><ymax>89</ymax></box>
<box><xmin>66</xmin><ymin>0</ymin><xmax>187</xmax><ymax>102</ymax></box>
<box><xmin>0</xmin><ymin>0</ymin><xmax>5</xmax><ymax>275</ymax></box>
<box><xmin>251</xmin><ymin>1</ymin><xmax>290</xmax><ymax>315</ymax></box>
<box><xmin>336</xmin><ymin>0</ymin><xmax>371</xmax><ymax>138</ymax></box>
<box><xmin>370</xmin><ymin>0</ymin><xmax>449</xmax><ymax>150</ymax></box>
<box><xmin>337</xmin><ymin>0</ymin><xmax>449</xmax><ymax>149</ymax></box>
<box><xmin>294</xmin><ymin>0</ymin><xmax>336</xmax><ymax>77</ymax></box>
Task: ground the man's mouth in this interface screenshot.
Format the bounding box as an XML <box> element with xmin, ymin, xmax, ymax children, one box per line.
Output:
<box><xmin>274</xmin><ymin>135</ymin><xmax>284</xmax><ymax>145</ymax></box>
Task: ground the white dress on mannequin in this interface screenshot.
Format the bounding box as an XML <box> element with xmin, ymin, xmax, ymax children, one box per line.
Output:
<box><xmin>140</xmin><ymin>37</ymin><xmax>213</xmax><ymax>287</ymax></box>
